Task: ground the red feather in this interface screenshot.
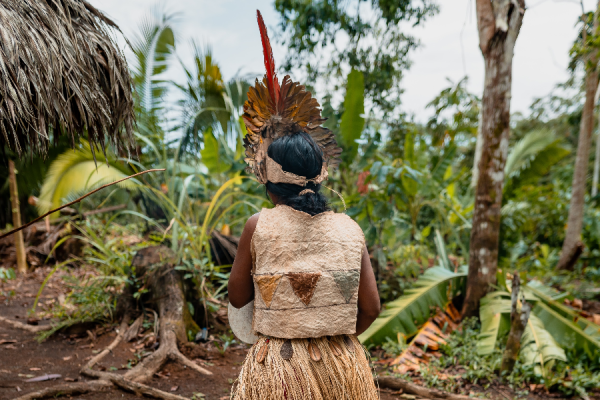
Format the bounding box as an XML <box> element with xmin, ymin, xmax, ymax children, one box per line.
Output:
<box><xmin>256</xmin><ymin>10</ymin><xmax>280</xmax><ymax>113</ymax></box>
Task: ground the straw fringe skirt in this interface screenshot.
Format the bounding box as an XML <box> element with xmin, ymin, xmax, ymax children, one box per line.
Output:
<box><xmin>231</xmin><ymin>335</ymin><xmax>379</xmax><ymax>400</ymax></box>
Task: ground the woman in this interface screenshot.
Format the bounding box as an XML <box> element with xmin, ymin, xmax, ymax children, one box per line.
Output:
<box><xmin>227</xmin><ymin>11</ymin><xmax>380</xmax><ymax>400</ymax></box>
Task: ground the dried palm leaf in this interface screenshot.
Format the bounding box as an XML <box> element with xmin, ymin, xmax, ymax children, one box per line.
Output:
<box><xmin>391</xmin><ymin>303</ymin><xmax>460</xmax><ymax>374</ymax></box>
<box><xmin>0</xmin><ymin>0</ymin><xmax>134</xmax><ymax>158</ymax></box>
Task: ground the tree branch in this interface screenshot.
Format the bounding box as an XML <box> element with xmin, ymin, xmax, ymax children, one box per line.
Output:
<box><xmin>476</xmin><ymin>0</ymin><xmax>496</xmax><ymax>53</ymax></box>
<box><xmin>0</xmin><ymin>169</ymin><xmax>164</xmax><ymax>240</ymax></box>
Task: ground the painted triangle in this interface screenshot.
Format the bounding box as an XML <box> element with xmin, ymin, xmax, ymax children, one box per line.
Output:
<box><xmin>286</xmin><ymin>273</ymin><xmax>321</xmax><ymax>306</ymax></box>
<box><xmin>255</xmin><ymin>274</ymin><xmax>282</xmax><ymax>308</ymax></box>
<box><xmin>332</xmin><ymin>270</ymin><xmax>360</xmax><ymax>303</ymax></box>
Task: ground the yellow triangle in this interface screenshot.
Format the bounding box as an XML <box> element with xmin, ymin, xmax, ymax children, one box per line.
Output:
<box><xmin>255</xmin><ymin>274</ymin><xmax>283</xmax><ymax>308</ymax></box>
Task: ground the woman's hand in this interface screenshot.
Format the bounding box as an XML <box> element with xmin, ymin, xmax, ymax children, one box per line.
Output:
<box><xmin>355</xmin><ymin>245</ymin><xmax>381</xmax><ymax>335</ymax></box>
<box><xmin>227</xmin><ymin>213</ymin><xmax>259</xmax><ymax>309</ymax></box>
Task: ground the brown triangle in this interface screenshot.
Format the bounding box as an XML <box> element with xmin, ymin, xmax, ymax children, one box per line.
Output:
<box><xmin>255</xmin><ymin>274</ymin><xmax>282</xmax><ymax>308</ymax></box>
<box><xmin>286</xmin><ymin>273</ymin><xmax>321</xmax><ymax>306</ymax></box>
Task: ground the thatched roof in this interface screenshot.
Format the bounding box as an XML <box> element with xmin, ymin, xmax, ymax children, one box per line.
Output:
<box><xmin>0</xmin><ymin>0</ymin><xmax>134</xmax><ymax>157</ymax></box>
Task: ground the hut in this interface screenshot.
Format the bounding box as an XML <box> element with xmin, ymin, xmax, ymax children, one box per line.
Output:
<box><xmin>0</xmin><ymin>0</ymin><xmax>134</xmax><ymax>157</ymax></box>
<box><xmin>0</xmin><ymin>0</ymin><xmax>135</xmax><ymax>273</ymax></box>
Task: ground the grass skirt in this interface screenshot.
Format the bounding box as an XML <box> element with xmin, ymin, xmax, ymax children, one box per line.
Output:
<box><xmin>231</xmin><ymin>335</ymin><xmax>379</xmax><ymax>400</ymax></box>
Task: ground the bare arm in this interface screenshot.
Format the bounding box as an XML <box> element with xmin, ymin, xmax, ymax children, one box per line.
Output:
<box><xmin>228</xmin><ymin>213</ymin><xmax>259</xmax><ymax>309</ymax></box>
<box><xmin>356</xmin><ymin>245</ymin><xmax>381</xmax><ymax>335</ymax></box>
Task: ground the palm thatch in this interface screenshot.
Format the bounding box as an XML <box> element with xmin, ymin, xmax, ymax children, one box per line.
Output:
<box><xmin>0</xmin><ymin>0</ymin><xmax>134</xmax><ymax>158</ymax></box>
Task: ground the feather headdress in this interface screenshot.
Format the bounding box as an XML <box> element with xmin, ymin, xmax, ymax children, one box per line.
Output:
<box><xmin>242</xmin><ymin>10</ymin><xmax>342</xmax><ymax>185</ymax></box>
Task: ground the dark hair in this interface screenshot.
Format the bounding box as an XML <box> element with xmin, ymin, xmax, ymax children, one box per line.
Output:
<box><xmin>265</xmin><ymin>132</ymin><xmax>330</xmax><ymax>216</ymax></box>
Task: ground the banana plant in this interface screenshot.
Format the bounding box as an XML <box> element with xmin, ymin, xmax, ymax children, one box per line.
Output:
<box><xmin>359</xmin><ymin>265</ymin><xmax>467</xmax><ymax>346</ymax></box>
<box><xmin>37</xmin><ymin>141</ymin><xmax>138</xmax><ymax>216</ymax></box>
<box><xmin>477</xmin><ymin>278</ymin><xmax>600</xmax><ymax>377</ymax></box>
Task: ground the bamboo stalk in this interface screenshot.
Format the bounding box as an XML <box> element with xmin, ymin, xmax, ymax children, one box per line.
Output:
<box><xmin>8</xmin><ymin>160</ymin><xmax>27</xmax><ymax>274</ymax></box>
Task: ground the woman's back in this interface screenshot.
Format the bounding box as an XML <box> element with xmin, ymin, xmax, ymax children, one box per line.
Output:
<box><xmin>251</xmin><ymin>204</ymin><xmax>364</xmax><ymax>338</ymax></box>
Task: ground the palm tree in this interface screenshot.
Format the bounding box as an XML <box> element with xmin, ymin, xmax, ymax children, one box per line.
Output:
<box><xmin>174</xmin><ymin>43</ymin><xmax>250</xmax><ymax>160</ymax></box>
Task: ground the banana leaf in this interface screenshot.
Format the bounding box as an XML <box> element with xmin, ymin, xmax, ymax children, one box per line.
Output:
<box><xmin>533</xmin><ymin>302</ymin><xmax>600</xmax><ymax>358</ymax></box>
<box><xmin>477</xmin><ymin>291</ymin><xmax>511</xmax><ymax>355</ymax></box>
<box><xmin>359</xmin><ymin>266</ymin><xmax>466</xmax><ymax>346</ymax></box>
<box><xmin>521</xmin><ymin>313</ymin><xmax>566</xmax><ymax>377</ymax></box>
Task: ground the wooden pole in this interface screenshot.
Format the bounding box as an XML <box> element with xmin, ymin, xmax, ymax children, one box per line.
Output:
<box><xmin>8</xmin><ymin>160</ymin><xmax>28</xmax><ymax>274</ymax></box>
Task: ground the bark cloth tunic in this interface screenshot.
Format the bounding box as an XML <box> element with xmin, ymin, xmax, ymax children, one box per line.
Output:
<box><xmin>231</xmin><ymin>204</ymin><xmax>379</xmax><ymax>400</ymax></box>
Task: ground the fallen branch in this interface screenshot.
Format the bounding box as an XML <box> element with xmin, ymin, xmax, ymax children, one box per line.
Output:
<box><xmin>14</xmin><ymin>380</ymin><xmax>111</xmax><ymax>400</ymax></box>
<box><xmin>377</xmin><ymin>376</ymin><xmax>486</xmax><ymax>400</ymax></box>
<box><xmin>0</xmin><ymin>315</ymin><xmax>52</xmax><ymax>333</ymax></box>
<box><xmin>0</xmin><ymin>169</ymin><xmax>164</xmax><ymax>240</ymax></box>
<box><xmin>83</xmin><ymin>369</ymin><xmax>188</xmax><ymax>400</ymax></box>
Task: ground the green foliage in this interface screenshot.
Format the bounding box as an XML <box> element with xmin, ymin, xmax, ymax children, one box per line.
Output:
<box><xmin>37</xmin><ymin>141</ymin><xmax>137</xmax><ymax>216</ymax></box>
<box><xmin>0</xmin><ymin>267</ymin><xmax>16</xmax><ymax>281</ymax></box>
<box><xmin>477</xmin><ymin>292</ymin><xmax>511</xmax><ymax>356</ymax></box>
<box><xmin>476</xmin><ymin>279</ymin><xmax>599</xmax><ymax>383</ymax></box>
<box><xmin>359</xmin><ymin>266</ymin><xmax>466</xmax><ymax>346</ymax></box>
<box><xmin>131</xmin><ymin>9</ymin><xmax>176</xmax><ymax>116</ymax></box>
<box><xmin>407</xmin><ymin>318</ymin><xmax>600</xmax><ymax>397</ymax></box>
<box><xmin>200</xmin><ymin>129</ymin><xmax>230</xmax><ymax>174</ymax></box>
<box><xmin>520</xmin><ymin>313</ymin><xmax>566</xmax><ymax>377</ymax></box>
<box><xmin>504</xmin><ymin>129</ymin><xmax>570</xmax><ymax>196</ymax></box>
<box><xmin>339</xmin><ymin>69</ymin><xmax>365</xmax><ymax>164</ymax></box>
<box><xmin>274</xmin><ymin>0</ymin><xmax>438</xmax><ymax>115</ymax></box>
<box><xmin>38</xmin><ymin>219</ymin><xmax>152</xmax><ymax>340</ymax></box>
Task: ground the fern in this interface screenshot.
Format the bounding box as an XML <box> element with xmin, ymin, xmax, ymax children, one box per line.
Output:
<box><xmin>359</xmin><ymin>266</ymin><xmax>466</xmax><ymax>346</ymax></box>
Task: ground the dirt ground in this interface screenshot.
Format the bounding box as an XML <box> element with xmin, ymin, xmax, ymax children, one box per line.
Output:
<box><xmin>0</xmin><ymin>270</ymin><xmax>406</xmax><ymax>400</ymax></box>
<box><xmin>1</xmin><ymin>269</ymin><xmax>597</xmax><ymax>400</ymax></box>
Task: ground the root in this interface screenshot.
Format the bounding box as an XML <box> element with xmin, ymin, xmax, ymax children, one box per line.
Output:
<box><xmin>15</xmin><ymin>246</ymin><xmax>212</xmax><ymax>400</ymax></box>
<box><xmin>83</xmin><ymin>314</ymin><xmax>131</xmax><ymax>370</ymax></box>
<box><xmin>125</xmin><ymin>319</ymin><xmax>212</xmax><ymax>382</ymax></box>
<box><xmin>0</xmin><ymin>315</ymin><xmax>51</xmax><ymax>333</ymax></box>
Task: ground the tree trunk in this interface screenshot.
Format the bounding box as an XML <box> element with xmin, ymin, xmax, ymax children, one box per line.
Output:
<box><xmin>8</xmin><ymin>160</ymin><xmax>27</xmax><ymax>274</ymax></box>
<box><xmin>592</xmin><ymin>129</ymin><xmax>600</xmax><ymax>197</ymax></box>
<box><xmin>462</xmin><ymin>0</ymin><xmax>525</xmax><ymax>318</ymax></box>
<box><xmin>557</xmin><ymin>4</ymin><xmax>600</xmax><ymax>270</ymax></box>
<box><xmin>500</xmin><ymin>274</ymin><xmax>531</xmax><ymax>373</ymax></box>
<box><xmin>471</xmin><ymin>108</ymin><xmax>484</xmax><ymax>188</ymax></box>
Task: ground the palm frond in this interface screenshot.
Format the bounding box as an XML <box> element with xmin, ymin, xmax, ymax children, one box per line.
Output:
<box><xmin>391</xmin><ymin>303</ymin><xmax>460</xmax><ymax>374</ymax></box>
<box><xmin>0</xmin><ymin>0</ymin><xmax>134</xmax><ymax>157</ymax></box>
<box><xmin>38</xmin><ymin>141</ymin><xmax>137</xmax><ymax>215</ymax></box>
<box><xmin>504</xmin><ymin>129</ymin><xmax>570</xmax><ymax>194</ymax></box>
<box><xmin>359</xmin><ymin>266</ymin><xmax>467</xmax><ymax>346</ymax></box>
<box><xmin>131</xmin><ymin>8</ymin><xmax>177</xmax><ymax>115</ymax></box>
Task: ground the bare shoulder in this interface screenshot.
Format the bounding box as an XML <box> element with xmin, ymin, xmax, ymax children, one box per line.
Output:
<box><xmin>243</xmin><ymin>212</ymin><xmax>261</xmax><ymax>234</ymax></box>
